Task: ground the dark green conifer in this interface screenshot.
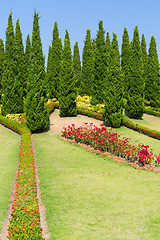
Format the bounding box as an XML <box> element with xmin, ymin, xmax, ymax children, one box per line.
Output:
<box><xmin>125</xmin><ymin>26</ymin><xmax>144</xmax><ymax>118</ymax></box>
<box><xmin>46</xmin><ymin>22</ymin><xmax>62</xmax><ymax>99</ymax></box>
<box><xmin>14</xmin><ymin>19</ymin><xmax>26</xmax><ymax>110</ymax></box>
<box><xmin>1</xmin><ymin>11</ymin><xmax>17</xmax><ymax>115</ymax></box>
<box><xmin>103</xmin><ymin>33</ymin><xmax>123</xmax><ymax>127</ymax></box>
<box><xmin>81</xmin><ymin>29</ymin><xmax>94</xmax><ymax>96</ymax></box>
<box><xmin>106</xmin><ymin>32</ymin><xmax>111</xmax><ymax>69</ymax></box>
<box><xmin>141</xmin><ymin>34</ymin><xmax>148</xmax><ymax>99</ymax></box>
<box><xmin>59</xmin><ymin>30</ymin><xmax>77</xmax><ymax>116</ymax></box>
<box><xmin>146</xmin><ymin>36</ymin><xmax>160</xmax><ymax>107</ymax></box>
<box><xmin>92</xmin><ymin>20</ymin><xmax>106</xmax><ymax>104</ymax></box>
<box><xmin>121</xmin><ymin>28</ymin><xmax>130</xmax><ymax>97</ymax></box>
<box><xmin>0</xmin><ymin>39</ymin><xmax>4</xmax><ymax>103</ymax></box>
<box><xmin>46</xmin><ymin>45</ymin><xmax>52</xmax><ymax>97</ymax></box>
<box><xmin>25</xmin><ymin>34</ymin><xmax>31</xmax><ymax>70</ymax></box>
<box><xmin>73</xmin><ymin>42</ymin><xmax>81</xmax><ymax>90</ymax></box>
<box><xmin>26</xmin><ymin>11</ymin><xmax>49</xmax><ymax>132</ymax></box>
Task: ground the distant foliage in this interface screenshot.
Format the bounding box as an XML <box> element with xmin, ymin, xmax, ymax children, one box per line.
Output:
<box><xmin>59</xmin><ymin>30</ymin><xmax>77</xmax><ymax>117</ymax></box>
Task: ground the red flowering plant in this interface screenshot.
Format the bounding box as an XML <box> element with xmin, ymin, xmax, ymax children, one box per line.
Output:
<box><xmin>155</xmin><ymin>154</ymin><xmax>160</xmax><ymax>166</ymax></box>
<box><xmin>61</xmin><ymin>123</ymin><xmax>159</xmax><ymax>167</ymax></box>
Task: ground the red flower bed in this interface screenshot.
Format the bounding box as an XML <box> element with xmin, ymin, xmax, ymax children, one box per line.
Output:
<box><xmin>61</xmin><ymin>123</ymin><xmax>160</xmax><ymax>167</ymax></box>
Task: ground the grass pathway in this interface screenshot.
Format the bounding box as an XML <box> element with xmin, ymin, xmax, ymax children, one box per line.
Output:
<box><xmin>0</xmin><ymin>125</ymin><xmax>20</xmax><ymax>235</ymax></box>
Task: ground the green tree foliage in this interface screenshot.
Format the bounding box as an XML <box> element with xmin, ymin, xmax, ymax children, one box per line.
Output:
<box><xmin>46</xmin><ymin>22</ymin><xmax>62</xmax><ymax>99</ymax></box>
<box><xmin>25</xmin><ymin>34</ymin><xmax>31</xmax><ymax>70</ymax></box>
<box><xmin>73</xmin><ymin>42</ymin><xmax>81</xmax><ymax>90</ymax></box>
<box><xmin>59</xmin><ymin>30</ymin><xmax>77</xmax><ymax>116</ymax></box>
<box><xmin>26</xmin><ymin>11</ymin><xmax>49</xmax><ymax>132</ymax></box>
<box><xmin>1</xmin><ymin>11</ymin><xmax>20</xmax><ymax>115</ymax></box>
<box><xmin>0</xmin><ymin>39</ymin><xmax>4</xmax><ymax>103</ymax></box>
<box><xmin>92</xmin><ymin>20</ymin><xmax>106</xmax><ymax>104</ymax></box>
<box><xmin>121</xmin><ymin>28</ymin><xmax>130</xmax><ymax>97</ymax></box>
<box><xmin>106</xmin><ymin>32</ymin><xmax>111</xmax><ymax>70</ymax></box>
<box><xmin>141</xmin><ymin>34</ymin><xmax>148</xmax><ymax>98</ymax></box>
<box><xmin>146</xmin><ymin>36</ymin><xmax>160</xmax><ymax>107</ymax></box>
<box><xmin>125</xmin><ymin>26</ymin><xmax>144</xmax><ymax>118</ymax></box>
<box><xmin>14</xmin><ymin>19</ymin><xmax>26</xmax><ymax>107</ymax></box>
<box><xmin>46</xmin><ymin>45</ymin><xmax>52</xmax><ymax>98</ymax></box>
<box><xmin>81</xmin><ymin>29</ymin><xmax>94</xmax><ymax>96</ymax></box>
<box><xmin>103</xmin><ymin>33</ymin><xmax>123</xmax><ymax>127</ymax></box>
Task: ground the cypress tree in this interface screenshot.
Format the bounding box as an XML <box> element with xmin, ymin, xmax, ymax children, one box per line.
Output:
<box><xmin>121</xmin><ymin>28</ymin><xmax>130</xmax><ymax>98</ymax></box>
<box><xmin>146</xmin><ymin>36</ymin><xmax>160</xmax><ymax>107</ymax></box>
<box><xmin>103</xmin><ymin>33</ymin><xmax>123</xmax><ymax>127</ymax></box>
<box><xmin>26</xmin><ymin>11</ymin><xmax>49</xmax><ymax>132</ymax></box>
<box><xmin>1</xmin><ymin>11</ymin><xmax>17</xmax><ymax>115</ymax></box>
<box><xmin>25</xmin><ymin>34</ymin><xmax>31</xmax><ymax>70</ymax></box>
<box><xmin>46</xmin><ymin>22</ymin><xmax>62</xmax><ymax>99</ymax></box>
<box><xmin>73</xmin><ymin>42</ymin><xmax>81</xmax><ymax>91</ymax></box>
<box><xmin>125</xmin><ymin>26</ymin><xmax>144</xmax><ymax>118</ymax></box>
<box><xmin>59</xmin><ymin>30</ymin><xmax>77</xmax><ymax>116</ymax></box>
<box><xmin>81</xmin><ymin>29</ymin><xmax>94</xmax><ymax>96</ymax></box>
<box><xmin>106</xmin><ymin>32</ymin><xmax>111</xmax><ymax>69</ymax></box>
<box><xmin>141</xmin><ymin>34</ymin><xmax>148</xmax><ymax>99</ymax></box>
<box><xmin>92</xmin><ymin>20</ymin><xmax>106</xmax><ymax>104</ymax></box>
<box><xmin>0</xmin><ymin>39</ymin><xmax>4</xmax><ymax>103</ymax></box>
<box><xmin>46</xmin><ymin>45</ymin><xmax>52</xmax><ymax>98</ymax></box>
<box><xmin>14</xmin><ymin>19</ymin><xmax>26</xmax><ymax>110</ymax></box>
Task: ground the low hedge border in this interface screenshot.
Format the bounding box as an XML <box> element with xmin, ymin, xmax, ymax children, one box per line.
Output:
<box><xmin>144</xmin><ymin>107</ymin><xmax>160</xmax><ymax>117</ymax></box>
<box><xmin>0</xmin><ymin>116</ymin><xmax>44</xmax><ymax>239</ymax></box>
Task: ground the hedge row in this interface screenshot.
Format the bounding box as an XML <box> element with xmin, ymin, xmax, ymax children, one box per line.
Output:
<box><xmin>0</xmin><ymin>116</ymin><xmax>44</xmax><ymax>239</ymax></box>
<box><xmin>144</xmin><ymin>107</ymin><xmax>160</xmax><ymax>117</ymax></box>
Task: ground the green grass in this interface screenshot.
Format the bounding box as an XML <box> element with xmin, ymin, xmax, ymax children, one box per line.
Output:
<box><xmin>111</xmin><ymin>125</ymin><xmax>160</xmax><ymax>155</ymax></box>
<box><xmin>0</xmin><ymin>124</ymin><xmax>20</xmax><ymax>232</ymax></box>
<box><xmin>33</xmin><ymin>132</ymin><xmax>160</xmax><ymax>240</ymax></box>
<box><xmin>131</xmin><ymin>113</ymin><xmax>160</xmax><ymax>132</ymax></box>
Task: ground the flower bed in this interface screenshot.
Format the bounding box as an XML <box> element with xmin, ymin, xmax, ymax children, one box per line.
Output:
<box><xmin>0</xmin><ymin>116</ymin><xmax>44</xmax><ymax>239</ymax></box>
<box><xmin>61</xmin><ymin>123</ymin><xmax>160</xmax><ymax>168</ymax></box>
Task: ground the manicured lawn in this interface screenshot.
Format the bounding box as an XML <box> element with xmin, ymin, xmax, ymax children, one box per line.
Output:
<box><xmin>33</xmin><ymin>131</ymin><xmax>160</xmax><ymax>240</ymax></box>
<box><xmin>0</xmin><ymin>124</ymin><xmax>20</xmax><ymax>232</ymax></box>
<box><xmin>131</xmin><ymin>113</ymin><xmax>160</xmax><ymax>132</ymax></box>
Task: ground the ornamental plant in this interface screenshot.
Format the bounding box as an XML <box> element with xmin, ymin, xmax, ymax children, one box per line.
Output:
<box><xmin>61</xmin><ymin>123</ymin><xmax>157</xmax><ymax>166</ymax></box>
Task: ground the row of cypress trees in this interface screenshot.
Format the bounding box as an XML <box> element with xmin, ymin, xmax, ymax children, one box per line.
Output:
<box><xmin>0</xmin><ymin>13</ymin><xmax>160</xmax><ymax>130</ymax></box>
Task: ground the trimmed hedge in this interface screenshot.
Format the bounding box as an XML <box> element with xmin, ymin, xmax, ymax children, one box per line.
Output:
<box><xmin>144</xmin><ymin>107</ymin><xmax>160</xmax><ymax>117</ymax></box>
<box><xmin>0</xmin><ymin>116</ymin><xmax>44</xmax><ymax>239</ymax></box>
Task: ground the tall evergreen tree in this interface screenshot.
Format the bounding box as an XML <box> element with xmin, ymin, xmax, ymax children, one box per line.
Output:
<box><xmin>0</xmin><ymin>39</ymin><xmax>4</xmax><ymax>103</ymax></box>
<box><xmin>26</xmin><ymin>11</ymin><xmax>49</xmax><ymax>132</ymax></box>
<box><xmin>106</xmin><ymin>32</ymin><xmax>111</xmax><ymax>69</ymax></box>
<box><xmin>81</xmin><ymin>29</ymin><xmax>94</xmax><ymax>96</ymax></box>
<box><xmin>103</xmin><ymin>33</ymin><xmax>123</xmax><ymax>127</ymax></box>
<box><xmin>46</xmin><ymin>22</ymin><xmax>62</xmax><ymax>99</ymax></box>
<box><xmin>25</xmin><ymin>34</ymin><xmax>31</xmax><ymax>70</ymax></box>
<box><xmin>121</xmin><ymin>28</ymin><xmax>130</xmax><ymax>97</ymax></box>
<box><xmin>73</xmin><ymin>42</ymin><xmax>81</xmax><ymax>90</ymax></box>
<box><xmin>1</xmin><ymin>11</ymin><xmax>17</xmax><ymax>115</ymax></box>
<box><xmin>146</xmin><ymin>36</ymin><xmax>160</xmax><ymax>107</ymax></box>
<box><xmin>46</xmin><ymin>45</ymin><xmax>52</xmax><ymax>97</ymax></box>
<box><xmin>92</xmin><ymin>20</ymin><xmax>106</xmax><ymax>104</ymax></box>
<box><xmin>59</xmin><ymin>30</ymin><xmax>77</xmax><ymax>116</ymax></box>
<box><xmin>14</xmin><ymin>19</ymin><xmax>26</xmax><ymax>110</ymax></box>
<box><xmin>125</xmin><ymin>26</ymin><xmax>144</xmax><ymax>118</ymax></box>
<box><xmin>141</xmin><ymin>34</ymin><xmax>148</xmax><ymax>99</ymax></box>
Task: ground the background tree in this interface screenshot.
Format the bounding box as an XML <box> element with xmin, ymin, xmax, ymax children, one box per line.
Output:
<box><xmin>103</xmin><ymin>33</ymin><xmax>123</xmax><ymax>127</ymax></box>
<box><xmin>25</xmin><ymin>34</ymin><xmax>31</xmax><ymax>70</ymax></box>
<box><xmin>73</xmin><ymin>42</ymin><xmax>81</xmax><ymax>91</ymax></box>
<box><xmin>146</xmin><ymin>36</ymin><xmax>160</xmax><ymax>107</ymax></box>
<box><xmin>46</xmin><ymin>45</ymin><xmax>52</xmax><ymax>97</ymax></box>
<box><xmin>92</xmin><ymin>20</ymin><xmax>106</xmax><ymax>104</ymax></box>
<box><xmin>46</xmin><ymin>22</ymin><xmax>62</xmax><ymax>99</ymax></box>
<box><xmin>59</xmin><ymin>30</ymin><xmax>77</xmax><ymax>116</ymax></box>
<box><xmin>1</xmin><ymin>11</ymin><xmax>17</xmax><ymax>115</ymax></box>
<box><xmin>141</xmin><ymin>34</ymin><xmax>148</xmax><ymax>100</ymax></box>
<box><xmin>14</xmin><ymin>19</ymin><xmax>26</xmax><ymax>111</ymax></box>
<box><xmin>125</xmin><ymin>26</ymin><xmax>144</xmax><ymax>118</ymax></box>
<box><xmin>26</xmin><ymin>11</ymin><xmax>49</xmax><ymax>132</ymax></box>
<box><xmin>80</xmin><ymin>29</ymin><xmax>94</xmax><ymax>96</ymax></box>
<box><xmin>121</xmin><ymin>28</ymin><xmax>130</xmax><ymax>97</ymax></box>
<box><xmin>0</xmin><ymin>39</ymin><xmax>4</xmax><ymax>103</ymax></box>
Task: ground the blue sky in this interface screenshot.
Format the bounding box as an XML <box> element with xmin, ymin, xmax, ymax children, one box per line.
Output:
<box><xmin>0</xmin><ymin>0</ymin><xmax>160</xmax><ymax>65</ymax></box>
